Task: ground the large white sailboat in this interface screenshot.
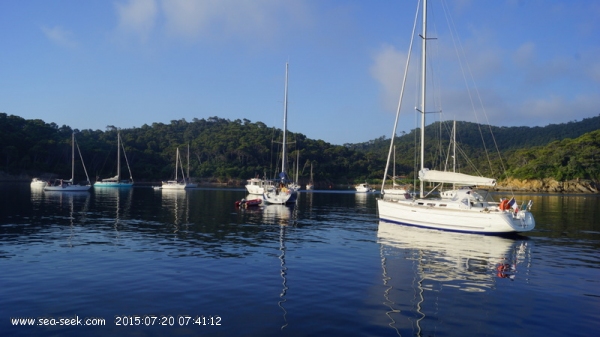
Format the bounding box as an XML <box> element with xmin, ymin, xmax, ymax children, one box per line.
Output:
<box><xmin>263</xmin><ymin>63</ymin><xmax>298</xmax><ymax>204</ymax></box>
<box><xmin>44</xmin><ymin>133</ymin><xmax>92</xmax><ymax>192</ymax></box>
<box><xmin>94</xmin><ymin>132</ymin><xmax>133</xmax><ymax>187</ymax></box>
<box><xmin>160</xmin><ymin>145</ymin><xmax>197</xmax><ymax>190</ymax></box>
<box><xmin>376</xmin><ymin>0</ymin><xmax>535</xmax><ymax>234</ymax></box>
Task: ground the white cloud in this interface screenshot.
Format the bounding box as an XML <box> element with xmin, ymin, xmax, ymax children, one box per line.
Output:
<box><xmin>519</xmin><ymin>94</ymin><xmax>600</xmax><ymax>122</ymax></box>
<box><xmin>160</xmin><ymin>0</ymin><xmax>309</xmax><ymax>43</ymax></box>
<box><xmin>512</xmin><ymin>42</ymin><xmax>535</xmax><ymax>67</ymax></box>
<box><xmin>41</xmin><ymin>26</ymin><xmax>77</xmax><ymax>49</ymax></box>
<box><xmin>115</xmin><ymin>0</ymin><xmax>158</xmax><ymax>42</ymax></box>
<box><xmin>369</xmin><ymin>44</ymin><xmax>415</xmax><ymax>113</ymax></box>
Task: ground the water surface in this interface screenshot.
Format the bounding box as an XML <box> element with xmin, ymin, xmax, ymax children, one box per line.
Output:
<box><xmin>1</xmin><ymin>183</ymin><xmax>598</xmax><ymax>336</ymax></box>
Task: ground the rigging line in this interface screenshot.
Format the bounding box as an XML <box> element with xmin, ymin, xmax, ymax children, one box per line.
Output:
<box><xmin>74</xmin><ymin>135</ymin><xmax>91</xmax><ymax>183</ymax></box>
<box><xmin>441</xmin><ymin>0</ymin><xmax>495</xmax><ymax>174</ymax></box>
<box><xmin>120</xmin><ymin>133</ymin><xmax>134</xmax><ymax>181</ymax></box>
<box><xmin>380</xmin><ymin>0</ymin><xmax>421</xmax><ymax>193</ymax></box>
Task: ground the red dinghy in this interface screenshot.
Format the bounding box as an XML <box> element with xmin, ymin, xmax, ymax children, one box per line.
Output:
<box><xmin>235</xmin><ymin>198</ymin><xmax>262</xmax><ymax>208</ymax></box>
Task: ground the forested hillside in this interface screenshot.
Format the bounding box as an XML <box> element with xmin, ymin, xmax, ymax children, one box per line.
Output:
<box><xmin>0</xmin><ymin>113</ymin><xmax>379</xmax><ymax>185</ymax></box>
<box><xmin>1</xmin><ymin>112</ymin><xmax>599</xmax><ymax>185</ymax></box>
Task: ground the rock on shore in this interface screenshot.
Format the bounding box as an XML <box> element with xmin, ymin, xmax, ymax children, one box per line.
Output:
<box><xmin>496</xmin><ymin>178</ymin><xmax>599</xmax><ymax>193</ymax></box>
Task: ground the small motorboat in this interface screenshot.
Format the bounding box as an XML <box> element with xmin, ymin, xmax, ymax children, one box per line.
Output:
<box><xmin>235</xmin><ymin>198</ymin><xmax>262</xmax><ymax>208</ymax></box>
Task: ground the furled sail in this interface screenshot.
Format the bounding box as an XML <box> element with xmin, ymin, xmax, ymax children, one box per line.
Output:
<box><xmin>418</xmin><ymin>169</ymin><xmax>496</xmax><ymax>186</ymax></box>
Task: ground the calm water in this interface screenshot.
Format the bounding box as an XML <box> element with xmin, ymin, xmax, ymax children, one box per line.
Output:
<box><xmin>1</xmin><ymin>183</ymin><xmax>598</xmax><ymax>336</ymax></box>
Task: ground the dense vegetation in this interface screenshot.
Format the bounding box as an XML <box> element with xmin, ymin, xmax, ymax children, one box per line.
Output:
<box><xmin>1</xmin><ymin>112</ymin><xmax>599</xmax><ymax>185</ymax></box>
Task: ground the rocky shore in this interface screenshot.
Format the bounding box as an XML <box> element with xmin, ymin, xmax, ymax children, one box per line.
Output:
<box><xmin>496</xmin><ymin>178</ymin><xmax>599</xmax><ymax>194</ymax></box>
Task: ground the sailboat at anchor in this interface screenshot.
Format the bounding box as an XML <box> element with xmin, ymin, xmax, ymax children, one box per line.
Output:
<box><xmin>44</xmin><ymin>132</ymin><xmax>92</xmax><ymax>192</ymax></box>
<box><xmin>94</xmin><ymin>132</ymin><xmax>133</xmax><ymax>187</ymax></box>
<box><xmin>376</xmin><ymin>0</ymin><xmax>535</xmax><ymax>234</ymax></box>
<box><xmin>160</xmin><ymin>144</ymin><xmax>197</xmax><ymax>190</ymax></box>
<box><xmin>263</xmin><ymin>63</ymin><xmax>298</xmax><ymax>204</ymax></box>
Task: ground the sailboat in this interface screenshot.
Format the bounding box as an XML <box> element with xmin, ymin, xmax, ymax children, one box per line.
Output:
<box><xmin>94</xmin><ymin>132</ymin><xmax>133</xmax><ymax>187</ymax></box>
<box><xmin>44</xmin><ymin>132</ymin><xmax>92</xmax><ymax>192</ymax></box>
<box><xmin>288</xmin><ymin>151</ymin><xmax>300</xmax><ymax>192</ymax></box>
<box><xmin>160</xmin><ymin>144</ymin><xmax>197</xmax><ymax>190</ymax></box>
<box><xmin>263</xmin><ymin>63</ymin><xmax>298</xmax><ymax>204</ymax></box>
<box><xmin>377</xmin><ymin>0</ymin><xmax>535</xmax><ymax>234</ymax></box>
<box><xmin>306</xmin><ymin>163</ymin><xmax>314</xmax><ymax>190</ymax></box>
<box><xmin>383</xmin><ymin>145</ymin><xmax>409</xmax><ymax>196</ymax></box>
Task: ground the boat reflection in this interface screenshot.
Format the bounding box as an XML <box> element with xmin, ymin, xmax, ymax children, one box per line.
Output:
<box><xmin>40</xmin><ymin>190</ymin><xmax>91</xmax><ymax>212</ymax></box>
<box><xmin>159</xmin><ymin>189</ymin><xmax>191</xmax><ymax>232</ymax></box>
<box><xmin>93</xmin><ymin>186</ymin><xmax>133</xmax><ymax>227</ymax></box>
<box><xmin>262</xmin><ymin>204</ymin><xmax>297</xmax><ymax>226</ymax></box>
<box><xmin>355</xmin><ymin>192</ymin><xmax>368</xmax><ymax>207</ymax></box>
<box><xmin>377</xmin><ymin>222</ymin><xmax>530</xmax><ymax>336</ymax></box>
<box><xmin>38</xmin><ymin>190</ymin><xmax>91</xmax><ymax>247</ymax></box>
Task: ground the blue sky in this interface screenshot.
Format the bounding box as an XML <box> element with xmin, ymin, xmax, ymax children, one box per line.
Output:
<box><xmin>1</xmin><ymin>0</ymin><xmax>599</xmax><ymax>145</ymax></box>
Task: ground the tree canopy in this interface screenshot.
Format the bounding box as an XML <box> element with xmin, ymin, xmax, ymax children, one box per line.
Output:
<box><xmin>1</xmin><ymin>112</ymin><xmax>599</xmax><ymax>185</ymax></box>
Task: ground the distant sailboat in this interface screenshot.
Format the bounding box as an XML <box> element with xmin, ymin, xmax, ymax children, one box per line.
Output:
<box><xmin>263</xmin><ymin>63</ymin><xmax>298</xmax><ymax>204</ymax></box>
<box><xmin>160</xmin><ymin>144</ymin><xmax>197</xmax><ymax>190</ymax></box>
<box><xmin>94</xmin><ymin>132</ymin><xmax>133</xmax><ymax>187</ymax></box>
<box><xmin>306</xmin><ymin>163</ymin><xmax>314</xmax><ymax>190</ymax></box>
<box><xmin>383</xmin><ymin>145</ymin><xmax>408</xmax><ymax>196</ymax></box>
<box><xmin>44</xmin><ymin>132</ymin><xmax>91</xmax><ymax>192</ymax></box>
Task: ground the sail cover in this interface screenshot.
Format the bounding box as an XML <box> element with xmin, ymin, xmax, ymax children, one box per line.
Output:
<box><xmin>419</xmin><ymin>169</ymin><xmax>496</xmax><ymax>186</ymax></box>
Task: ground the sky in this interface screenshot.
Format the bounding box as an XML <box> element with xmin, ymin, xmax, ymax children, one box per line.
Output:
<box><xmin>1</xmin><ymin>0</ymin><xmax>599</xmax><ymax>145</ymax></box>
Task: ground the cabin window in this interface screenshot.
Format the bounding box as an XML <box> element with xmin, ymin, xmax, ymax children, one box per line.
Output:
<box><xmin>439</xmin><ymin>204</ymin><xmax>447</xmax><ymax>207</ymax></box>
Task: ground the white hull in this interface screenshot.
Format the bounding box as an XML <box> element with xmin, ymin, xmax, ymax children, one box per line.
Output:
<box><xmin>44</xmin><ymin>184</ymin><xmax>91</xmax><ymax>192</ymax></box>
<box><xmin>245</xmin><ymin>178</ymin><xmax>268</xmax><ymax>194</ymax></box>
<box><xmin>246</xmin><ymin>186</ymin><xmax>265</xmax><ymax>194</ymax></box>
<box><xmin>355</xmin><ymin>183</ymin><xmax>372</xmax><ymax>193</ymax></box>
<box><xmin>306</xmin><ymin>184</ymin><xmax>313</xmax><ymax>190</ymax></box>
<box><xmin>263</xmin><ymin>189</ymin><xmax>297</xmax><ymax>204</ymax></box>
<box><xmin>377</xmin><ymin>198</ymin><xmax>534</xmax><ymax>234</ymax></box>
<box><xmin>382</xmin><ymin>188</ymin><xmax>408</xmax><ymax>196</ymax></box>
<box><xmin>30</xmin><ymin>178</ymin><xmax>47</xmax><ymax>188</ymax></box>
<box><xmin>160</xmin><ymin>181</ymin><xmax>196</xmax><ymax>190</ymax></box>
<box><xmin>94</xmin><ymin>182</ymin><xmax>133</xmax><ymax>187</ymax></box>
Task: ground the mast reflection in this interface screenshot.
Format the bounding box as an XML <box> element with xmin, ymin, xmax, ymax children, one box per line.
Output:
<box><xmin>377</xmin><ymin>222</ymin><xmax>530</xmax><ymax>336</ymax></box>
<box><xmin>93</xmin><ymin>186</ymin><xmax>133</xmax><ymax>236</ymax></box>
<box><xmin>262</xmin><ymin>203</ymin><xmax>297</xmax><ymax>330</ymax></box>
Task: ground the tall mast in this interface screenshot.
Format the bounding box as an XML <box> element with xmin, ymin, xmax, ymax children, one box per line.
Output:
<box><xmin>453</xmin><ymin>120</ymin><xmax>456</xmax><ymax>190</ymax></box>
<box><xmin>117</xmin><ymin>132</ymin><xmax>121</xmax><ymax>181</ymax></box>
<box><xmin>419</xmin><ymin>0</ymin><xmax>428</xmax><ymax>198</ymax></box>
<box><xmin>281</xmin><ymin>62</ymin><xmax>289</xmax><ymax>179</ymax></box>
<box><xmin>71</xmin><ymin>132</ymin><xmax>75</xmax><ymax>182</ymax></box>
<box><xmin>295</xmin><ymin>151</ymin><xmax>299</xmax><ymax>184</ymax></box>
<box><xmin>453</xmin><ymin>120</ymin><xmax>456</xmax><ymax>173</ymax></box>
<box><xmin>175</xmin><ymin>148</ymin><xmax>179</xmax><ymax>180</ymax></box>
<box><xmin>187</xmin><ymin>144</ymin><xmax>190</xmax><ymax>183</ymax></box>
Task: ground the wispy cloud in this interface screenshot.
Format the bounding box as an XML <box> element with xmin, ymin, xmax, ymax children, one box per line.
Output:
<box><xmin>369</xmin><ymin>44</ymin><xmax>414</xmax><ymax>113</ymax></box>
<box><xmin>113</xmin><ymin>0</ymin><xmax>310</xmax><ymax>46</ymax></box>
<box><xmin>115</xmin><ymin>0</ymin><xmax>158</xmax><ymax>43</ymax></box>
<box><xmin>162</xmin><ymin>0</ymin><xmax>308</xmax><ymax>41</ymax></box>
<box><xmin>41</xmin><ymin>25</ymin><xmax>78</xmax><ymax>49</ymax></box>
